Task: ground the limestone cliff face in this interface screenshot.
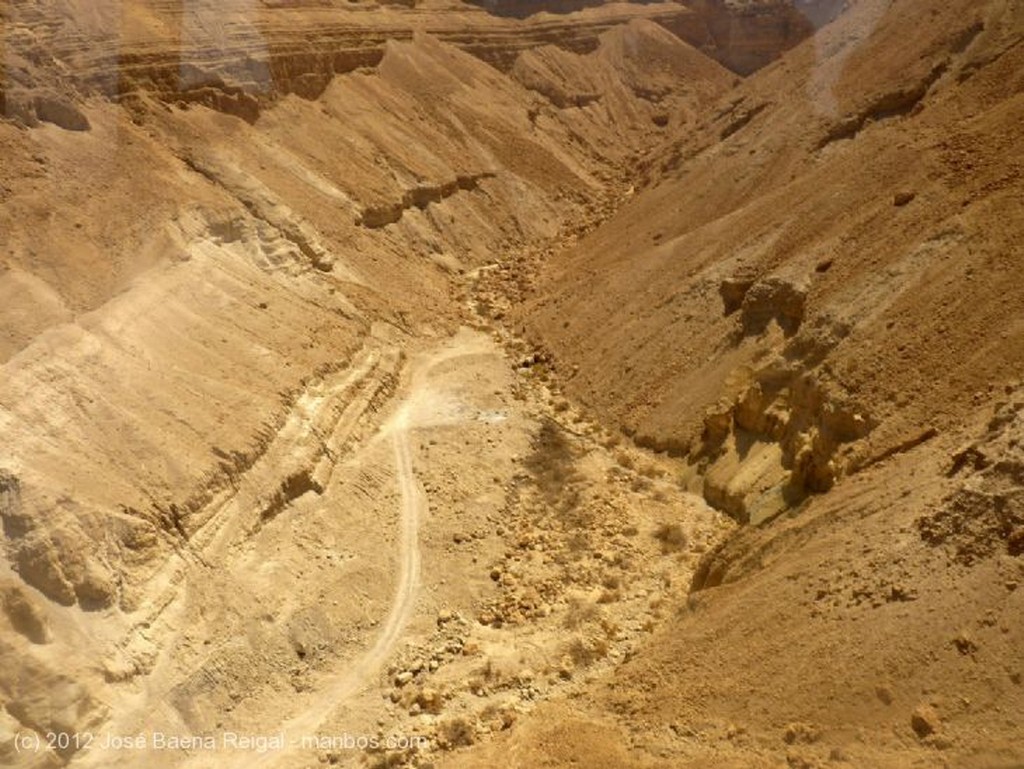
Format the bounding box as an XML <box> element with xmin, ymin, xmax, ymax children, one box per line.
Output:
<box><xmin>0</xmin><ymin>0</ymin><xmax>835</xmax><ymax>133</ymax></box>
<box><xmin>0</xmin><ymin>0</ymin><xmax>709</xmax><ymax>125</ymax></box>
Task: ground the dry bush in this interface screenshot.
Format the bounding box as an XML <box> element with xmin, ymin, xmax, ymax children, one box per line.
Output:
<box><xmin>436</xmin><ymin>717</ymin><xmax>476</xmax><ymax>750</ymax></box>
<box><xmin>564</xmin><ymin>596</ymin><xmax>600</xmax><ymax>630</ymax></box>
<box><xmin>601</xmin><ymin>574</ymin><xmax>622</xmax><ymax>590</ymax></box>
<box><xmin>567</xmin><ymin>530</ymin><xmax>591</xmax><ymax>557</ymax></box>
<box><xmin>639</xmin><ymin>463</ymin><xmax>665</xmax><ymax>479</ymax></box>
<box><xmin>567</xmin><ymin>636</ymin><xmax>609</xmax><ymax>667</ymax></box>
<box><xmin>630</xmin><ymin>476</ymin><xmax>653</xmax><ymax>493</ymax></box>
<box><xmin>525</xmin><ymin>420</ymin><xmax>581</xmax><ymax>504</ymax></box>
<box><xmin>654</xmin><ymin>522</ymin><xmax>688</xmax><ymax>553</ymax></box>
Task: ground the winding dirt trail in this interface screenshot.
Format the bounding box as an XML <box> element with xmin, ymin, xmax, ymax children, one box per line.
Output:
<box><xmin>216</xmin><ymin>333</ymin><xmax>490</xmax><ymax>769</ymax></box>
<box><xmin>238</xmin><ymin>404</ymin><xmax>426</xmax><ymax>769</ymax></box>
<box><xmin>67</xmin><ymin>330</ymin><xmax>499</xmax><ymax>769</ymax></box>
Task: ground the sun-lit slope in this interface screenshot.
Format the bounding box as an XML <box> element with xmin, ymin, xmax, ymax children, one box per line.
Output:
<box><xmin>511</xmin><ymin>18</ymin><xmax>734</xmax><ymax>160</ymax></box>
<box><xmin>520</xmin><ymin>0</ymin><xmax>1024</xmax><ymax>521</ymax></box>
<box><xmin>485</xmin><ymin>0</ymin><xmax>1024</xmax><ymax>766</ymax></box>
<box><xmin>0</xmin><ymin>0</ymin><xmax>713</xmax><ymax>116</ymax></box>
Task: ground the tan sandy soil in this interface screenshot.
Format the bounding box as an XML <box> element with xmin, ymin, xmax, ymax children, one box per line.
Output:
<box><xmin>1</xmin><ymin>1</ymin><xmax>1022</xmax><ymax>768</ymax></box>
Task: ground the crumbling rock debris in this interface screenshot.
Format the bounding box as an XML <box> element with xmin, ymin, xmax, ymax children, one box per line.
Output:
<box><xmin>1</xmin><ymin>581</ymin><xmax>52</xmax><ymax>644</ymax></box>
<box><xmin>919</xmin><ymin>392</ymin><xmax>1024</xmax><ymax>563</ymax></box>
<box><xmin>719</xmin><ymin>274</ymin><xmax>756</xmax><ymax>315</ymax></box>
<box><xmin>740</xmin><ymin>276</ymin><xmax>808</xmax><ymax>337</ymax></box>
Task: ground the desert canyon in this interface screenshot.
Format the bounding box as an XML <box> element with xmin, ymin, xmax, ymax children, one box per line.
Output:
<box><xmin>1</xmin><ymin>0</ymin><xmax>1022</xmax><ymax>767</ymax></box>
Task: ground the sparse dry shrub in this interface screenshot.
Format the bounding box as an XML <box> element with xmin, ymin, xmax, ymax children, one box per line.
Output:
<box><xmin>365</xmin><ymin>751</ymin><xmax>410</xmax><ymax>769</ymax></box>
<box><xmin>567</xmin><ymin>530</ymin><xmax>590</xmax><ymax>556</ymax></box>
<box><xmin>436</xmin><ymin>717</ymin><xmax>476</xmax><ymax>750</ymax></box>
<box><xmin>640</xmin><ymin>463</ymin><xmax>664</xmax><ymax>479</ymax></box>
<box><xmin>564</xmin><ymin>596</ymin><xmax>600</xmax><ymax>630</ymax></box>
<box><xmin>654</xmin><ymin>522</ymin><xmax>688</xmax><ymax>553</ymax></box>
<box><xmin>567</xmin><ymin>635</ymin><xmax>609</xmax><ymax>667</ymax></box>
<box><xmin>525</xmin><ymin>420</ymin><xmax>582</xmax><ymax>514</ymax></box>
<box><xmin>559</xmin><ymin>487</ymin><xmax>584</xmax><ymax>517</ymax></box>
<box><xmin>600</xmin><ymin>617</ymin><xmax>620</xmax><ymax>639</ymax></box>
<box><xmin>631</xmin><ymin>476</ymin><xmax>653</xmax><ymax>493</ymax></box>
<box><xmin>616</xmin><ymin>451</ymin><xmax>635</xmax><ymax>469</ymax></box>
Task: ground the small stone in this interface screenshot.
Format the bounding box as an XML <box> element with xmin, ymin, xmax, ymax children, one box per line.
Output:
<box><xmin>910</xmin><ymin>704</ymin><xmax>939</xmax><ymax>738</ymax></box>
<box><xmin>395</xmin><ymin>671</ymin><xmax>414</xmax><ymax>687</ymax></box>
<box><xmin>893</xmin><ymin>191</ymin><xmax>916</xmax><ymax>207</ymax></box>
<box><xmin>952</xmin><ymin>631</ymin><xmax>978</xmax><ymax>655</ymax></box>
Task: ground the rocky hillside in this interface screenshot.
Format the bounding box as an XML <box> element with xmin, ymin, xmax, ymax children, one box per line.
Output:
<box><xmin>519</xmin><ymin>0</ymin><xmax>1023</xmax><ymax>525</ymax></box>
<box><xmin>1</xmin><ymin>0</ymin><xmax>1021</xmax><ymax>767</ymax></box>
<box><xmin>490</xmin><ymin>0</ymin><xmax>1024</xmax><ymax>765</ymax></box>
<box><xmin>0</xmin><ymin>0</ymin><xmax>834</xmax><ymax>128</ymax></box>
<box><xmin>0</xmin><ymin>3</ymin><xmax>736</xmax><ymax>766</ymax></box>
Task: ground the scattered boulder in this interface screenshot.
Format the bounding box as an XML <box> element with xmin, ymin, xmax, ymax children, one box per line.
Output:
<box><xmin>740</xmin><ymin>276</ymin><xmax>808</xmax><ymax>337</ymax></box>
<box><xmin>719</xmin><ymin>275</ymin><xmax>756</xmax><ymax>315</ymax></box>
<box><xmin>910</xmin><ymin>704</ymin><xmax>940</xmax><ymax>738</ymax></box>
<box><xmin>952</xmin><ymin>630</ymin><xmax>978</xmax><ymax>655</ymax></box>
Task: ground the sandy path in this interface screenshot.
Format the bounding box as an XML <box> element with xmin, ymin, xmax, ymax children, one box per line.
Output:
<box><xmin>65</xmin><ymin>331</ymin><xmax>487</xmax><ymax>769</ymax></box>
<box><xmin>206</xmin><ymin>334</ymin><xmax>489</xmax><ymax>769</ymax></box>
<box><xmin>238</xmin><ymin>404</ymin><xmax>426</xmax><ymax>769</ymax></box>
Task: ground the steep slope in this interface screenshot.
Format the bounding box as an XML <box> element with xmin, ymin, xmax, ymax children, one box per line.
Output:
<box><xmin>519</xmin><ymin>0</ymin><xmax>1024</xmax><ymax>523</ymax></box>
<box><xmin>0</xmin><ymin>0</ymin><xmax>715</xmax><ymax>123</ymax></box>
<box><xmin>486</xmin><ymin>0</ymin><xmax>1024</xmax><ymax>765</ymax></box>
